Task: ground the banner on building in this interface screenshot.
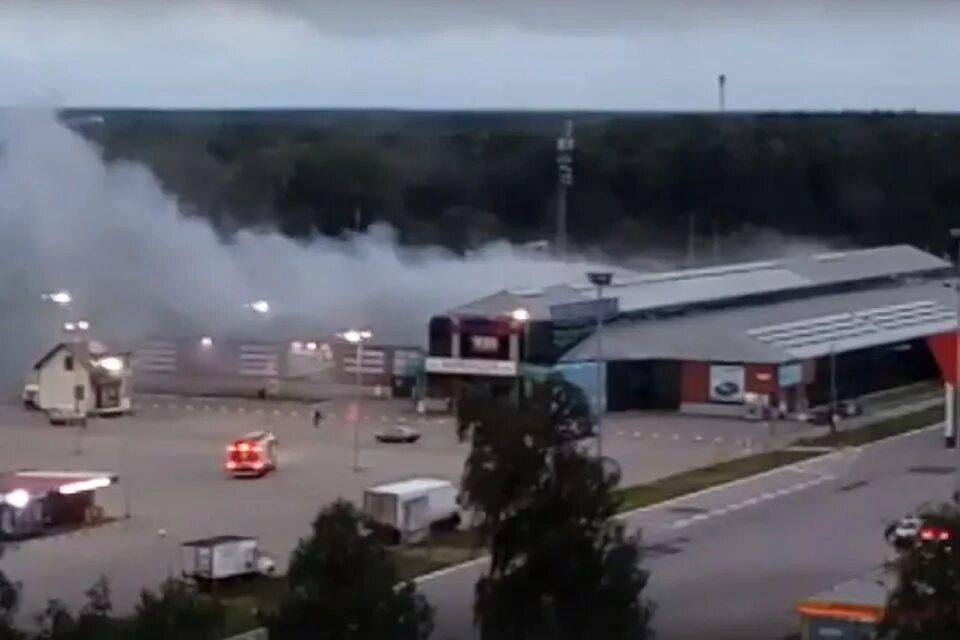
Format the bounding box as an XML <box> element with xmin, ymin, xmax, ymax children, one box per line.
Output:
<box><xmin>777</xmin><ymin>362</ymin><xmax>803</xmax><ymax>388</ymax></box>
<box><xmin>709</xmin><ymin>364</ymin><xmax>745</xmax><ymax>403</ymax></box>
<box><xmin>425</xmin><ymin>357</ymin><xmax>517</xmax><ymax>377</ymax></box>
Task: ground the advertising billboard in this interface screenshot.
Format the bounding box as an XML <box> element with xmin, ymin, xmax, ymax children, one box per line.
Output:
<box><xmin>709</xmin><ymin>364</ymin><xmax>745</xmax><ymax>403</ymax></box>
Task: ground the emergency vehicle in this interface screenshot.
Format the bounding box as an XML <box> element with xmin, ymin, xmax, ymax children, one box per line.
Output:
<box><xmin>225</xmin><ymin>431</ymin><xmax>278</xmax><ymax>477</ymax></box>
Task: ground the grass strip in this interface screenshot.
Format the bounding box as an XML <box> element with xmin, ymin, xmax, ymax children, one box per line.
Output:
<box><xmin>795</xmin><ymin>405</ymin><xmax>943</xmax><ymax>449</ymax></box>
<box><xmin>613</xmin><ymin>449</ymin><xmax>823</xmax><ymax>512</ymax></box>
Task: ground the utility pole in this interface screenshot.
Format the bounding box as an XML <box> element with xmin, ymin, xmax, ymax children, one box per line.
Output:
<box><xmin>587</xmin><ymin>272</ymin><xmax>613</xmax><ymax>458</ymax></box>
<box><xmin>949</xmin><ymin>228</ymin><xmax>960</xmax><ymax>503</ymax></box>
<box><xmin>718</xmin><ymin>74</ymin><xmax>727</xmax><ymax>112</ymax></box>
<box><xmin>829</xmin><ymin>342</ymin><xmax>838</xmax><ymax>436</ymax></box>
<box><xmin>556</xmin><ymin>120</ymin><xmax>575</xmax><ymax>259</ymax></box>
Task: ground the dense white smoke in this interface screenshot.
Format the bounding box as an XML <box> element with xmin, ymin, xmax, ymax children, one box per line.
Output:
<box><xmin>0</xmin><ymin>109</ymin><xmax>839</xmax><ymax>394</ymax></box>
<box><xmin>0</xmin><ymin>109</ymin><xmax>635</xmax><ymax>390</ymax></box>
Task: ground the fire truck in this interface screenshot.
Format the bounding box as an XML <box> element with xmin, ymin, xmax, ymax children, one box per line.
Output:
<box><xmin>225</xmin><ymin>431</ymin><xmax>278</xmax><ymax>478</ymax></box>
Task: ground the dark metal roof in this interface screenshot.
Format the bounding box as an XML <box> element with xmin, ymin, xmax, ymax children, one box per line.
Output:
<box><xmin>561</xmin><ymin>279</ymin><xmax>958</xmax><ymax>364</ymax></box>
<box><xmin>441</xmin><ymin>245</ymin><xmax>951</xmax><ymax>322</ymax></box>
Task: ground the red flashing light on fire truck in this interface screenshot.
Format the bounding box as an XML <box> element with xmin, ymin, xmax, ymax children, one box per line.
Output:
<box><xmin>225</xmin><ymin>431</ymin><xmax>278</xmax><ymax>478</ymax></box>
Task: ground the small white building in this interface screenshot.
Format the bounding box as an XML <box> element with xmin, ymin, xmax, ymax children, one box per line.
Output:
<box><xmin>27</xmin><ymin>341</ymin><xmax>133</xmax><ymax>416</ymax></box>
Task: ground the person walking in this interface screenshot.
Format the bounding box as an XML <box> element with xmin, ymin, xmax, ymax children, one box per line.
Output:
<box><xmin>312</xmin><ymin>405</ymin><xmax>323</xmax><ymax>428</ymax></box>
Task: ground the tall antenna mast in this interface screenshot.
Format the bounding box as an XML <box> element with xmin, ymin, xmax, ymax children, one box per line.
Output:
<box><xmin>556</xmin><ymin>119</ymin><xmax>575</xmax><ymax>259</ymax></box>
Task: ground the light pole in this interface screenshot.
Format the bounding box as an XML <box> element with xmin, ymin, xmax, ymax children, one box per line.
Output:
<box><xmin>340</xmin><ymin>329</ymin><xmax>372</xmax><ymax>473</ymax></box>
<box><xmin>829</xmin><ymin>342</ymin><xmax>838</xmax><ymax>435</ymax></box>
<box><xmin>510</xmin><ymin>308</ymin><xmax>531</xmax><ymax>405</ymax></box>
<box><xmin>949</xmin><ymin>228</ymin><xmax>960</xmax><ymax>503</ymax></box>
<box><xmin>587</xmin><ymin>272</ymin><xmax>613</xmax><ymax>457</ymax></box>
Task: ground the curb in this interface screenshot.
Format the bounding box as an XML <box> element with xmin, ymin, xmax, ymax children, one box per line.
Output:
<box><xmin>413</xmin><ymin>420</ymin><xmax>941</xmax><ymax>585</ymax></box>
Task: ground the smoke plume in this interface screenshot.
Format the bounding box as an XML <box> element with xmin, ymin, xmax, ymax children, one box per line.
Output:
<box><xmin>0</xmin><ymin>109</ymin><xmax>634</xmax><ymax>390</ymax></box>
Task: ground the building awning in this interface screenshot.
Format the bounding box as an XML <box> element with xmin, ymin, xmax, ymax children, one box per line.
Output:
<box><xmin>0</xmin><ymin>471</ymin><xmax>117</xmax><ymax>500</ymax></box>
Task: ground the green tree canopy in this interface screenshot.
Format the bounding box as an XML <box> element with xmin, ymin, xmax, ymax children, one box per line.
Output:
<box><xmin>126</xmin><ymin>578</ymin><xmax>225</xmax><ymax>640</ymax></box>
<box><xmin>457</xmin><ymin>378</ymin><xmax>653</xmax><ymax>640</ymax></box>
<box><xmin>268</xmin><ymin>499</ymin><xmax>434</xmax><ymax>640</ymax></box>
<box><xmin>880</xmin><ymin>505</ymin><xmax>960</xmax><ymax>639</ymax></box>
<box><xmin>0</xmin><ymin>545</ymin><xmax>21</xmax><ymax>640</ymax></box>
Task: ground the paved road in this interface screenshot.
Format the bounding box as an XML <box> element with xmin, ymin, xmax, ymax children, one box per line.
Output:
<box><xmin>419</xmin><ymin>424</ymin><xmax>956</xmax><ymax>640</ymax></box>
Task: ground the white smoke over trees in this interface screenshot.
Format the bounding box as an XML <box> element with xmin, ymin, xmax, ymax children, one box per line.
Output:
<box><xmin>0</xmin><ymin>109</ymin><xmax>634</xmax><ymax>390</ymax></box>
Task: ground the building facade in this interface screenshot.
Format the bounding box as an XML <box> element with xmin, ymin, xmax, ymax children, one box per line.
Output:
<box><xmin>426</xmin><ymin>245</ymin><xmax>953</xmax><ymax>417</ymax></box>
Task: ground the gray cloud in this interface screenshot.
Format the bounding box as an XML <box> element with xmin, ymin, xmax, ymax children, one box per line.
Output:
<box><xmin>0</xmin><ymin>1</ymin><xmax>958</xmax><ymax>110</ymax></box>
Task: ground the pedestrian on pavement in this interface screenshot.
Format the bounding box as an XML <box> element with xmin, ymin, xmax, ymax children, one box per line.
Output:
<box><xmin>312</xmin><ymin>406</ymin><xmax>323</xmax><ymax>428</ymax></box>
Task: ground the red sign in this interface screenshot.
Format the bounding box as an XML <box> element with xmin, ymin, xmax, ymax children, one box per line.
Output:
<box><xmin>926</xmin><ymin>332</ymin><xmax>960</xmax><ymax>384</ymax></box>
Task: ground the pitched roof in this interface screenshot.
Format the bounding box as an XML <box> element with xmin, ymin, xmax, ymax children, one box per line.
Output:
<box><xmin>561</xmin><ymin>279</ymin><xmax>958</xmax><ymax>364</ymax></box>
<box><xmin>441</xmin><ymin>245</ymin><xmax>952</xmax><ymax>322</ymax></box>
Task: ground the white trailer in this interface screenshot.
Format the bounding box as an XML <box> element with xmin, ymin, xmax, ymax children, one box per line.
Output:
<box><xmin>181</xmin><ymin>535</ymin><xmax>275</xmax><ymax>582</ymax></box>
<box><xmin>362</xmin><ymin>478</ymin><xmax>460</xmax><ymax>544</ymax></box>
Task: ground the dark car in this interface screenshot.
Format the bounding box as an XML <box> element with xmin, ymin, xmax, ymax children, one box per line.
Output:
<box><xmin>374</xmin><ymin>426</ymin><xmax>421</xmax><ymax>444</ymax></box>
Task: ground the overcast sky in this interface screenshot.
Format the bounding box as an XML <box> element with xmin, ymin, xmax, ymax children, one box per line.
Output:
<box><xmin>1</xmin><ymin>0</ymin><xmax>958</xmax><ymax>111</ymax></box>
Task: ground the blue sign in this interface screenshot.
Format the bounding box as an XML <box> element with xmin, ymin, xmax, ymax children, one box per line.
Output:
<box><xmin>778</xmin><ymin>362</ymin><xmax>803</xmax><ymax>388</ymax></box>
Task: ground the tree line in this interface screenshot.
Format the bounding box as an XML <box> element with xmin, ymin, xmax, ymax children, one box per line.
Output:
<box><xmin>84</xmin><ymin>110</ymin><xmax>960</xmax><ymax>257</ymax></box>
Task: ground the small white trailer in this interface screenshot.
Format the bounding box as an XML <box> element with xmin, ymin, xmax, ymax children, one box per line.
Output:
<box><xmin>181</xmin><ymin>535</ymin><xmax>275</xmax><ymax>583</ymax></box>
<box><xmin>362</xmin><ymin>478</ymin><xmax>460</xmax><ymax>544</ymax></box>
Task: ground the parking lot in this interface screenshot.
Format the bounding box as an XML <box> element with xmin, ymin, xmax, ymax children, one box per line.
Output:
<box><xmin>0</xmin><ymin>395</ymin><xmax>803</xmax><ymax>617</ymax></box>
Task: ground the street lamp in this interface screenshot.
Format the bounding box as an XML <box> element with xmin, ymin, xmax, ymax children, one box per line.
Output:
<box><xmin>340</xmin><ymin>328</ymin><xmax>373</xmax><ymax>473</ymax></box>
<box><xmin>247</xmin><ymin>300</ymin><xmax>270</xmax><ymax>315</ymax></box>
<box><xmin>949</xmin><ymin>228</ymin><xmax>960</xmax><ymax>503</ymax></box>
<box><xmin>587</xmin><ymin>271</ymin><xmax>613</xmax><ymax>458</ymax></box>
<box><xmin>43</xmin><ymin>290</ymin><xmax>73</xmax><ymax>306</ymax></box>
<box><xmin>510</xmin><ymin>308</ymin><xmax>531</xmax><ymax>404</ymax></box>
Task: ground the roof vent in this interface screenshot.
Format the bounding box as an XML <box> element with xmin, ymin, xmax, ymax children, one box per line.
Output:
<box><xmin>508</xmin><ymin>287</ymin><xmax>544</xmax><ymax>297</ymax></box>
<box><xmin>814</xmin><ymin>252</ymin><xmax>847</xmax><ymax>262</ymax></box>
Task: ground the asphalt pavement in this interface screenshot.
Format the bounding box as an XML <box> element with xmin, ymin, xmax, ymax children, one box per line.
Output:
<box><xmin>418</xmin><ymin>423</ymin><xmax>957</xmax><ymax>640</ymax></box>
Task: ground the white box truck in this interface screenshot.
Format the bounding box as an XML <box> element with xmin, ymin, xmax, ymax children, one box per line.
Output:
<box><xmin>362</xmin><ymin>478</ymin><xmax>460</xmax><ymax>544</ymax></box>
<box><xmin>181</xmin><ymin>535</ymin><xmax>275</xmax><ymax>583</ymax></box>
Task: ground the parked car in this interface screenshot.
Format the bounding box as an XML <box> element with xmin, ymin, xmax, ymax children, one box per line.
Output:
<box><xmin>885</xmin><ymin>515</ymin><xmax>923</xmax><ymax>551</ymax></box>
<box><xmin>375</xmin><ymin>426</ymin><xmax>421</xmax><ymax>444</ymax></box>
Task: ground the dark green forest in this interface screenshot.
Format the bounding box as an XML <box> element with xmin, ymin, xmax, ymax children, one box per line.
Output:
<box><xmin>74</xmin><ymin>109</ymin><xmax>960</xmax><ymax>257</ymax></box>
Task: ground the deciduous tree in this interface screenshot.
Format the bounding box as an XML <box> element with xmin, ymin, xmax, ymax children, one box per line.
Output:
<box><xmin>268</xmin><ymin>499</ymin><xmax>434</xmax><ymax>640</ymax></box>
<box><xmin>457</xmin><ymin>377</ymin><xmax>654</xmax><ymax>640</ymax></box>
<box><xmin>879</xmin><ymin>505</ymin><xmax>960</xmax><ymax>639</ymax></box>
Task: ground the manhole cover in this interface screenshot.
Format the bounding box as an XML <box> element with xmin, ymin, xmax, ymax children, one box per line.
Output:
<box><xmin>667</xmin><ymin>505</ymin><xmax>708</xmax><ymax>515</ymax></box>
<box><xmin>909</xmin><ymin>465</ymin><xmax>954</xmax><ymax>475</ymax></box>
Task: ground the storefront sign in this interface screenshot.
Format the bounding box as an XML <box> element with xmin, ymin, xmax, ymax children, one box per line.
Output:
<box><xmin>425</xmin><ymin>357</ymin><xmax>517</xmax><ymax>377</ymax></box>
<box><xmin>778</xmin><ymin>362</ymin><xmax>803</xmax><ymax>388</ymax></box>
<box><xmin>709</xmin><ymin>364</ymin><xmax>745</xmax><ymax>403</ymax></box>
<box><xmin>470</xmin><ymin>335</ymin><xmax>500</xmax><ymax>354</ymax></box>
